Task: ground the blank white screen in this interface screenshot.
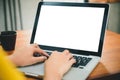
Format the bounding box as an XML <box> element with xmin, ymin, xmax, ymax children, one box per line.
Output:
<box><xmin>34</xmin><ymin>5</ymin><xmax>105</xmax><ymax>52</ymax></box>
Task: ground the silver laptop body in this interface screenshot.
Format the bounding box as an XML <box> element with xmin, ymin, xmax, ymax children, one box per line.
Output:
<box><xmin>19</xmin><ymin>2</ymin><xmax>109</xmax><ymax>80</ymax></box>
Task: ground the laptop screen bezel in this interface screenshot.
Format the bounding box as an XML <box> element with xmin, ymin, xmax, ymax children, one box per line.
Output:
<box><xmin>31</xmin><ymin>2</ymin><xmax>109</xmax><ymax>57</ymax></box>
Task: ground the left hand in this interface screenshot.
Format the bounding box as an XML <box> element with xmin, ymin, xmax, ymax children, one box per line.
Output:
<box><xmin>8</xmin><ymin>44</ymin><xmax>49</xmax><ymax>66</ymax></box>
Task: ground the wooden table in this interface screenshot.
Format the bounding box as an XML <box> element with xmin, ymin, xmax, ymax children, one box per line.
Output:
<box><xmin>87</xmin><ymin>30</ymin><xmax>120</xmax><ymax>79</ymax></box>
<box><xmin>3</xmin><ymin>30</ymin><xmax>120</xmax><ymax>80</ymax></box>
<box><xmin>89</xmin><ymin>0</ymin><xmax>120</xmax><ymax>3</ymax></box>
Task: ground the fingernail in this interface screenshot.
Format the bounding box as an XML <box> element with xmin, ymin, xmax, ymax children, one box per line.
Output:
<box><xmin>43</xmin><ymin>56</ymin><xmax>47</xmax><ymax>60</ymax></box>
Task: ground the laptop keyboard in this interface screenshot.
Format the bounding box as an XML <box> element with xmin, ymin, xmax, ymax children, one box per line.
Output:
<box><xmin>72</xmin><ymin>55</ymin><xmax>92</xmax><ymax>67</ymax></box>
<box><xmin>46</xmin><ymin>51</ymin><xmax>52</xmax><ymax>55</ymax></box>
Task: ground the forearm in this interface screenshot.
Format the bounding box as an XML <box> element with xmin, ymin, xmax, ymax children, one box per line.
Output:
<box><xmin>44</xmin><ymin>73</ymin><xmax>62</xmax><ymax>80</ymax></box>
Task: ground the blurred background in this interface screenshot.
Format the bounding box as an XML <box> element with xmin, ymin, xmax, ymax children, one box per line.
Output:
<box><xmin>0</xmin><ymin>0</ymin><xmax>120</xmax><ymax>33</ymax></box>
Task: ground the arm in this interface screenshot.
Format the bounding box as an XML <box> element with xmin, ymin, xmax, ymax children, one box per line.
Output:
<box><xmin>8</xmin><ymin>44</ymin><xmax>49</xmax><ymax>66</ymax></box>
<box><xmin>44</xmin><ymin>50</ymin><xmax>76</xmax><ymax>80</ymax></box>
<box><xmin>0</xmin><ymin>47</ymin><xmax>26</xmax><ymax>80</ymax></box>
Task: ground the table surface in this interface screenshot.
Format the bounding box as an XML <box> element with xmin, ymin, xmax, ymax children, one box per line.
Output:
<box><xmin>5</xmin><ymin>30</ymin><xmax>120</xmax><ymax>80</ymax></box>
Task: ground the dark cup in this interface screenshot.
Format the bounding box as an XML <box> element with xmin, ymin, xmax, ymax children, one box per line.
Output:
<box><xmin>0</xmin><ymin>31</ymin><xmax>16</xmax><ymax>51</ymax></box>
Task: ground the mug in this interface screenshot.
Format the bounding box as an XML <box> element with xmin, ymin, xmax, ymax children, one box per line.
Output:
<box><xmin>0</xmin><ymin>31</ymin><xmax>16</xmax><ymax>51</ymax></box>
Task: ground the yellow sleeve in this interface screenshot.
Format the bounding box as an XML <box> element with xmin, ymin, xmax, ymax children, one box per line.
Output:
<box><xmin>0</xmin><ymin>48</ymin><xmax>26</xmax><ymax>80</ymax></box>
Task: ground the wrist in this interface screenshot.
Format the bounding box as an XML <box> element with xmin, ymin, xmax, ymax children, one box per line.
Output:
<box><xmin>44</xmin><ymin>71</ymin><xmax>63</xmax><ymax>80</ymax></box>
<box><xmin>8</xmin><ymin>55</ymin><xmax>20</xmax><ymax>66</ymax></box>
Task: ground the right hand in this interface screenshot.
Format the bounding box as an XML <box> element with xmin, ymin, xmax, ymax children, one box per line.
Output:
<box><xmin>44</xmin><ymin>50</ymin><xmax>76</xmax><ymax>80</ymax></box>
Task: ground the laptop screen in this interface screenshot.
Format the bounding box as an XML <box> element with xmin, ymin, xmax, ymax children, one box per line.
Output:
<box><xmin>32</xmin><ymin>2</ymin><xmax>109</xmax><ymax>56</ymax></box>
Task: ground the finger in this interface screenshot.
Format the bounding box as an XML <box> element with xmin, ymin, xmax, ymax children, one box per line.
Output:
<box><xmin>53</xmin><ymin>50</ymin><xmax>58</xmax><ymax>53</ymax></box>
<box><xmin>63</xmin><ymin>50</ymin><xmax>70</xmax><ymax>55</ymax></box>
<box><xmin>67</xmin><ymin>58</ymin><xmax>76</xmax><ymax>67</ymax></box>
<box><xmin>34</xmin><ymin>48</ymin><xmax>49</xmax><ymax>57</ymax></box>
<box><xmin>32</xmin><ymin>56</ymin><xmax>47</xmax><ymax>63</ymax></box>
<box><xmin>68</xmin><ymin>54</ymin><xmax>73</xmax><ymax>60</ymax></box>
<box><xmin>52</xmin><ymin>50</ymin><xmax>59</xmax><ymax>54</ymax></box>
<box><xmin>31</xmin><ymin>43</ymin><xmax>39</xmax><ymax>48</ymax></box>
<box><xmin>63</xmin><ymin>50</ymin><xmax>73</xmax><ymax>60</ymax></box>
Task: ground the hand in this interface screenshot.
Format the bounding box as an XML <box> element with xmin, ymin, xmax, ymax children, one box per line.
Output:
<box><xmin>44</xmin><ymin>50</ymin><xmax>76</xmax><ymax>80</ymax></box>
<box><xmin>8</xmin><ymin>44</ymin><xmax>49</xmax><ymax>66</ymax></box>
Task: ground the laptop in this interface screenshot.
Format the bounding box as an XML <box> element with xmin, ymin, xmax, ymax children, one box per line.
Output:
<box><xmin>19</xmin><ymin>2</ymin><xmax>109</xmax><ymax>80</ymax></box>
